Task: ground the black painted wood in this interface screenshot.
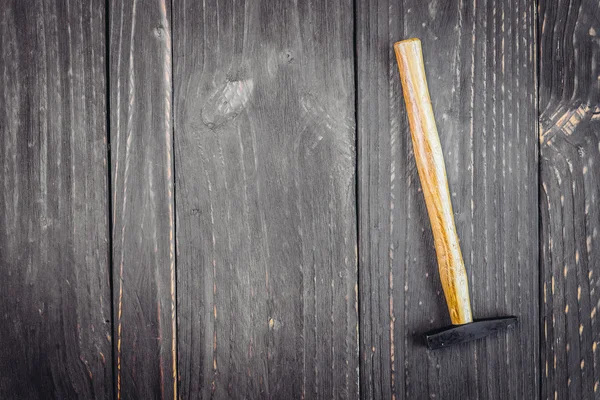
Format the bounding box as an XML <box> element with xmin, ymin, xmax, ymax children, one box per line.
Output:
<box><xmin>0</xmin><ymin>1</ymin><xmax>112</xmax><ymax>398</ymax></box>
<box><xmin>539</xmin><ymin>0</ymin><xmax>600</xmax><ymax>398</ymax></box>
<box><xmin>356</xmin><ymin>0</ymin><xmax>539</xmax><ymax>398</ymax></box>
<box><xmin>173</xmin><ymin>0</ymin><xmax>358</xmax><ymax>398</ymax></box>
<box><xmin>4</xmin><ymin>0</ymin><xmax>600</xmax><ymax>398</ymax></box>
<box><xmin>108</xmin><ymin>0</ymin><xmax>176</xmax><ymax>398</ymax></box>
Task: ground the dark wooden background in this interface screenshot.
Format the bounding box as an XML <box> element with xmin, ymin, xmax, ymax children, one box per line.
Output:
<box><xmin>0</xmin><ymin>0</ymin><xmax>598</xmax><ymax>399</ymax></box>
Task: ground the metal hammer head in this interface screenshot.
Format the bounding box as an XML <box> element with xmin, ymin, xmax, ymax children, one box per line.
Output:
<box><xmin>424</xmin><ymin>316</ymin><xmax>518</xmax><ymax>350</ymax></box>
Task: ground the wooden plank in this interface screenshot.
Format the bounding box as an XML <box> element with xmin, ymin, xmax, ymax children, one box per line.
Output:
<box><xmin>108</xmin><ymin>0</ymin><xmax>176</xmax><ymax>398</ymax></box>
<box><xmin>0</xmin><ymin>1</ymin><xmax>112</xmax><ymax>398</ymax></box>
<box><xmin>356</xmin><ymin>0</ymin><xmax>539</xmax><ymax>398</ymax></box>
<box><xmin>173</xmin><ymin>0</ymin><xmax>358</xmax><ymax>398</ymax></box>
<box><xmin>539</xmin><ymin>0</ymin><xmax>600</xmax><ymax>398</ymax></box>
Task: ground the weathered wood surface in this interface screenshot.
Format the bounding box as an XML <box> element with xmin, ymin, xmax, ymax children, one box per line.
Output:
<box><xmin>0</xmin><ymin>0</ymin><xmax>112</xmax><ymax>398</ymax></box>
<box><xmin>108</xmin><ymin>0</ymin><xmax>176</xmax><ymax>398</ymax></box>
<box><xmin>357</xmin><ymin>0</ymin><xmax>539</xmax><ymax>398</ymax></box>
<box><xmin>539</xmin><ymin>0</ymin><xmax>600</xmax><ymax>398</ymax></box>
<box><xmin>5</xmin><ymin>0</ymin><xmax>600</xmax><ymax>398</ymax></box>
<box><xmin>173</xmin><ymin>0</ymin><xmax>358</xmax><ymax>398</ymax></box>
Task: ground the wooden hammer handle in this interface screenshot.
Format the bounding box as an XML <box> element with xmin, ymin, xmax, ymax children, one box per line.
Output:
<box><xmin>394</xmin><ymin>38</ymin><xmax>473</xmax><ymax>325</ymax></box>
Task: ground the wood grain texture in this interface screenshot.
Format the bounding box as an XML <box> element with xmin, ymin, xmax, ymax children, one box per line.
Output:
<box><xmin>357</xmin><ymin>0</ymin><xmax>539</xmax><ymax>398</ymax></box>
<box><xmin>539</xmin><ymin>0</ymin><xmax>600</xmax><ymax>398</ymax></box>
<box><xmin>173</xmin><ymin>0</ymin><xmax>358</xmax><ymax>398</ymax></box>
<box><xmin>108</xmin><ymin>0</ymin><xmax>176</xmax><ymax>398</ymax></box>
<box><xmin>394</xmin><ymin>39</ymin><xmax>473</xmax><ymax>325</ymax></box>
<box><xmin>0</xmin><ymin>1</ymin><xmax>112</xmax><ymax>398</ymax></box>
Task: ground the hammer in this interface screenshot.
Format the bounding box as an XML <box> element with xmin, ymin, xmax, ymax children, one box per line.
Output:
<box><xmin>393</xmin><ymin>38</ymin><xmax>517</xmax><ymax>350</ymax></box>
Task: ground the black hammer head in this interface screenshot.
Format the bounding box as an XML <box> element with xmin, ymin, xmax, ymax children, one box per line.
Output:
<box><xmin>425</xmin><ymin>316</ymin><xmax>518</xmax><ymax>350</ymax></box>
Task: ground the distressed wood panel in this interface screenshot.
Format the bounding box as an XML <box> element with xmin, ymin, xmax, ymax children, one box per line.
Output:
<box><xmin>356</xmin><ymin>0</ymin><xmax>539</xmax><ymax>398</ymax></box>
<box><xmin>108</xmin><ymin>0</ymin><xmax>176</xmax><ymax>398</ymax></box>
<box><xmin>0</xmin><ymin>1</ymin><xmax>112</xmax><ymax>398</ymax></box>
<box><xmin>173</xmin><ymin>0</ymin><xmax>358</xmax><ymax>398</ymax></box>
<box><xmin>539</xmin><ymin>0</ymin><xmax>600</xmax><ymax>398</ymax></box>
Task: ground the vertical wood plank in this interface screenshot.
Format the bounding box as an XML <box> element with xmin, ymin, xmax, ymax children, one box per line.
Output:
<box><xmin>109</xmin><ymin>0</ymin><xmax>176</xmax><ymax>398</ymax></box>
<box><xmin>173</xmin><ymin>0</ymin><xmax>358</xmax><ymax>398</ymax></box>
<box><xmin>0</xmin><ymin>1</ymin><xmax>112</xmax><ymax>398</ymax></box>
<box><xmin>539</xmin><ymin>0</ymin><xmax>600</xmax><ymax>398</ymax></box>
<box><xmin>356</xmin><ymin>0</ymin><xmax>539</xmax><ymax>398</ymax></box>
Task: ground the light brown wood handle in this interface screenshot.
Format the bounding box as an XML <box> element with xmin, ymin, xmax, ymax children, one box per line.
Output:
<box><xmin>394</xmin><ymin>38</ymin><xmax>473</xmax><ymax>325</ymax></box>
